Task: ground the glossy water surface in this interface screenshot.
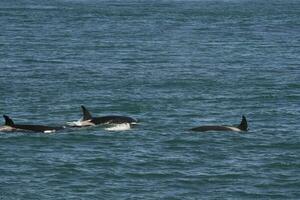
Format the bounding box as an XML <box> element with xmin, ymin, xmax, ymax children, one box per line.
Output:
<box><xmin>0</xmin><ymin>0</ymin><xmax>299</xmax><ymax>199</ymax></box>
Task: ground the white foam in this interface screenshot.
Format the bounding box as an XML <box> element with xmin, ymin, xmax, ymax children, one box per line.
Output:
<box><xmin>0</xmin><ymin>126</ymin><xmax>15</xmax><ymax>132</ymax></box>
<box><xmin>66</xmin><ymin>120</ymin><xmax>82</xmax><ymax>126</ymax></box>
<box><xmin>67</xmin><ymin>119</ymin><xmax>94</xmax><ymax>127</ymax></box>
<box><xmin>105</xmin><ymin>123</ymin><xmax>131</xmax><ymax>131</ymax></box>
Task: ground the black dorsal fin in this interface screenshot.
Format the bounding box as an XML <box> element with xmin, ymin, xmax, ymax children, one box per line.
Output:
<box><xmin>3</xmin><ymin>115</ymin><xmax>14</xmax><ymax>126</ymax></box>
<box><xmin>238</xmin><ymin>115</ymin><xmax>248</xmax><ymax>131</ymax></box>
<box><xmin>81</xmin><ymin>105</ymin><xmax>92</xmax><ymax>120</ymax></box>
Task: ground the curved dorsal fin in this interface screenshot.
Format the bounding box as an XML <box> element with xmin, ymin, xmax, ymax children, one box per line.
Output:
<box><xmin>238</xmin><ymin>115</ymin><xmax>248</xmax><ymax>131</ymax></box>
<box><xmin>3</xmin><ymin>115</ymin><xmax>14</xmax><ymax>126</ymax></box>
<box><xmin>81</xmin><ymin>105</ymin><xmax>92</xmax><ymax>120</ymax></box>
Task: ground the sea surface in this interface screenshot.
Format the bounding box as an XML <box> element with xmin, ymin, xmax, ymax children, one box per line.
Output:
<box><xmin>0</xmin><ymin>0</ymin><xmax>299</xmax><ymax>199</ymax></box>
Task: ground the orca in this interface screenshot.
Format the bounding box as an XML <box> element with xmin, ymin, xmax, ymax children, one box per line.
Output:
<box><xmin>190</xmin><ymin>115</ymin><xmax>248</xmax><ymax>132</ymax></box>
<box><xmin>67</xmin><ymin>105</ymin><xmax>137</xmax><ymax>127</ymax></box>
<box><xmin>0</xmin><ymin>115</ymin><xmax>63</xmax><ymax>133</ymax></box>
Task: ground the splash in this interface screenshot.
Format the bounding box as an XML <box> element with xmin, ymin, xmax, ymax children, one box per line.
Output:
<box><xmin>66</xmin><ymin>119</ymin><xmax>94</xmax><ymax>127</ymax></box>
<box><xmin>0</xmin><ymin>126</ymin><xmax>15</xmax><ymax>132</ymax></box>
<box><xmin>105</xmin><ymin>123</ymin><xmax>131</xmax><ymax>131</ymax></box>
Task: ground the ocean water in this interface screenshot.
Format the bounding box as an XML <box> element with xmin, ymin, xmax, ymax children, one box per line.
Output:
<box><xmin>0</xmin><ymin>0</ymin><xmax>299</xmax><ymax>199</ymax></box>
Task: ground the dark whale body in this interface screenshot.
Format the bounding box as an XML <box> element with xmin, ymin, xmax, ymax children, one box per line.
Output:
<box><xmin>190</xmin><ymin>116</ymin><xmax>248</xmax><ymax>132</ymax></box>
<box><xmin>1</xmin><ymin>115</ymin><xmax>63</xmax><ymax>133</ymax></box>
<box><xmin>89</xmin><ymin>115</ymin><xmax>137</xmax><ymax>124</ymax></box>
<box><xmin>68</xmin><ymin>106</ymin><xmax>137</xmax><ymax>127</ymax></box>
<box><xmin>82</xmin><ymin>105</ymin><xmax>136</xmax><ymax>124</ymax></box>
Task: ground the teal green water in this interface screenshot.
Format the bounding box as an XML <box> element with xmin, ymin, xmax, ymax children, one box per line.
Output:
<box><xmin>0</xmin><ymin>0</ymin><xmax>299</xmax><ymax>199</ymax></box>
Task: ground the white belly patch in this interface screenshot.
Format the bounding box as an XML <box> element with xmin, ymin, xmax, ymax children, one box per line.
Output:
<box><xmin>44</xmin><ymin>130</ymin><xmax>56</xmax><ymax>133</ymax></box>
<box><xmin>225</xmin><ymin>127</ymin><xmax>241</xmax><ymax>132</ymax></box>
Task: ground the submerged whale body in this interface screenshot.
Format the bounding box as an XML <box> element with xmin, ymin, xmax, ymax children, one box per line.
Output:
<box><xmin>0</xmin><ymin>115</ymin><xmax>63</xmax><ymax>133</ymax></box>
<box><xmin>67</xmin><ymin>105</ymin><xmax>137</xmax><ymax>127</ymax></box>
<box><xmin>190</xmin><ymin>116</ymin><xmax>248</xmax><ymax>132</ymax></box>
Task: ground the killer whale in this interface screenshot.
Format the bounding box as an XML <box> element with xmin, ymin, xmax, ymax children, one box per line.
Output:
<box><xmin>0</xmin><ymin>115</ymin><xmax>64</xmax><ymax>133</ymax></box>
<box><xmin>67</xmin><ymin>105</ymin><xmax>137</xmax><ymax>127</ymax></box>
<box><xmin>190</xmin><ymin>115</ymin><xmax>248</xmax><ymax>132</ymax></box>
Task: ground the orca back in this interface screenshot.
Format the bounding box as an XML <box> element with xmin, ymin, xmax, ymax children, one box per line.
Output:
<box><xmin>92</xmin><ymin>115</ymin><xmax>137</xmax><ymax>125</ymax></box>
<box><xmin>13</xmin><ymin>124</ymin><xmax>62</xmax><ymax>132</ymax></box>
<box><xmin>2</xmin><ymin>115</ymin><xmax>63</xmax><ymax>132</ymax></box>
<box><xmin>190</xmin><ymin>126</ymin><xmax>234</xmax><ymax>132</ymax></box>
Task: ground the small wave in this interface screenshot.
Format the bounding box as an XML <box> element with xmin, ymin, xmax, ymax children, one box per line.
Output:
<box><xmin>105</xmin><ymin>123</ymin><xmax>131</xmax><ymax>131</ymax></box>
